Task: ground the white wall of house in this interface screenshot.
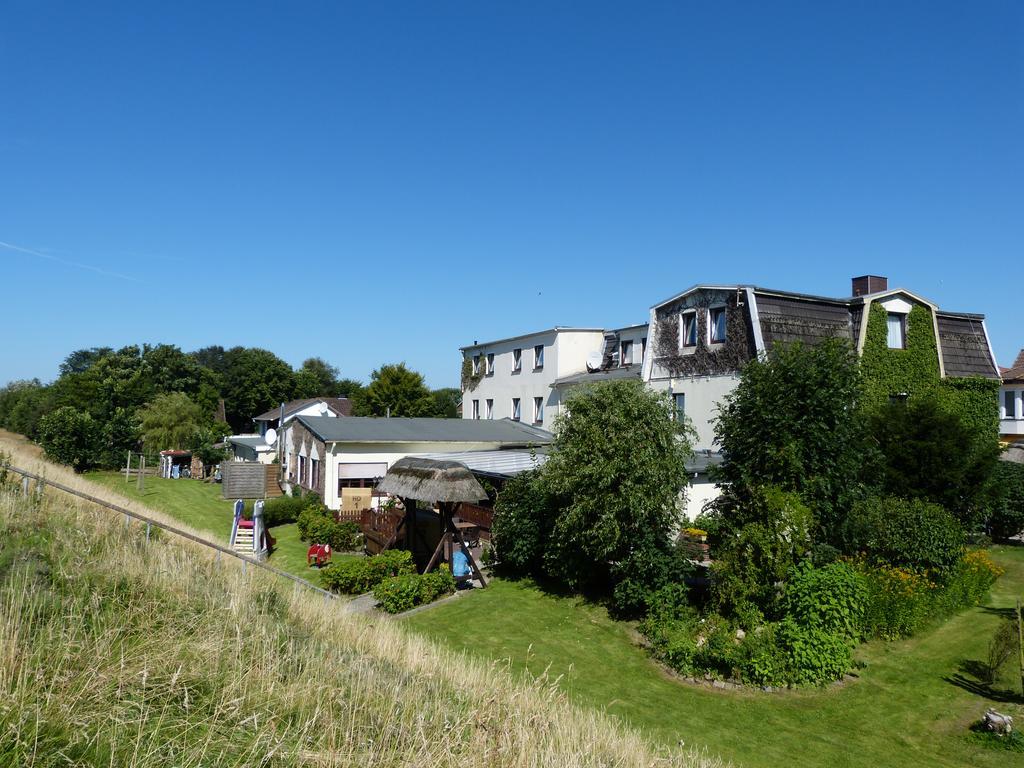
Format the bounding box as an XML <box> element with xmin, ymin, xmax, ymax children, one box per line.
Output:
<box><xmin>684</xmin><ymin>476</ymin><xmax>719</xmax><ymax>521</ymax></box>
<box><xmin>1001</xmin><ymin>385</ymin><xmax>1024</xmax><ymax>439</ymax></box>
<box><xmin>646</xmin><ymin>373</ymin><xmax>739</xmax><ymax>452</ymax></box>
<box><xmin>462</xmin><ymin>329</ymin><xmax>605</xmax><ymax>428</ymax></box>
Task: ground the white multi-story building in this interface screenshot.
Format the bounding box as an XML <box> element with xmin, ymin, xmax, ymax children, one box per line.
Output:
<box><xmin>461</xmin><ymin>325</ymin><xmax>651</xmax><ymax>429</ymax></box>
<box><xmin>461</xmin><ymin>275</ymin><xmax>1001</xmax><ymax>519</ymax></box>
<box><xmin>1000</xmin><ymin>349</ymin><xmax>1024</xmax><ymax>442</ymax></box>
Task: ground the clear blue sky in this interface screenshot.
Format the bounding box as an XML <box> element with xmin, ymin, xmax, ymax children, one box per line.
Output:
<box><xmin>1</xmin><ymin>1</ymin><xmax>1021</xmax><ymax>388</ymax></box>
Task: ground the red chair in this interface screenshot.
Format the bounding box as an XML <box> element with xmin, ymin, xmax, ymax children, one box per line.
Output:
<box><xmin>307</xmin><ymin>543</ymin><xmax>332</xmax><ymax>567</ymax></box>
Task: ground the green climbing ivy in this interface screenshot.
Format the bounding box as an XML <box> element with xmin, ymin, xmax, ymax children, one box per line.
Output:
<box><xmin>859</xmin><ymin>301</ymin><xmax>998</xmax><ymax>444</ymax></box>
<box><xmin>860</xmin><ymin>303</ymin><xmax>940</xmax><ymax>410</ymax></box>
<box><xmin>461</xmin><ymin>356</ymin><xmax>483</xmax><ymax>392</ymax></box>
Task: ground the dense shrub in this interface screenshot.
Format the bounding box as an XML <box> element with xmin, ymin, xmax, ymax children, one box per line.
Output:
<box><xmin>320</xmin><ymin>550</ymin><xmax>415</xmax><ymax>594</ymax></box>
<box><xmin>610</xmin><ymin>537</ymin><xmax>696</xmax><ymax>618</ymax></box>
<box><xmin>844</xmin><ymin>496</ymin><xmax>964</xmax><ymax>575</ymax></box>
<box><xmin>373</xmin><ymin>567</ymin><xmax>456</xmax><ymax>614</ymax></box>
<box><xmin>262</xmin><ymin>494</ymin><xmax>308</xmax><ymax>527</ymax></box>
<box><xmin>868</xmin><ymin>395</ymin><xmax>999</xmax><ymax>530</ymax></box>
<box><xmin>491</xmin><ymin>469</ymin><xmax>549</xmax><ymax>576</ymax></box>
<box><xmin>37</xmin><ymin>406</ymin><xmax>101</xmax><ymax>472</ymax></box>
<box><xmin>710</xmin><ymin>487</ymin><xmax>815</xmax><ymax>620</ymax></box>
<box><xmin>783</xmin><ymin>561</ymin><xmax>867</xmax><ymax>641</ymax></box>
<box><xmin>642</xmin><ymin>609</ymin><xmax>855</xmax><ymax>687</ymax></box>
<box><xmin>297</xmin><ymin>502</ymin><xmax>361</xmax><ymax>551</ymax></box>
<box><xmin>774</xmin><ymin>617</ymin><xmax>852</xmax><ymax>685</ymax></box>
<box><xmin>989</xmin><ymin>461</ymin><xmax>1024</xmax><ymax>541</ymax></box>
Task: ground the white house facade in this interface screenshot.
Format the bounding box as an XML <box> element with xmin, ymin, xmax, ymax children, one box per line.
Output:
<box><xmin>1000</xmin><ymin>349</ymin><xmax>1024</xmax><ymax>442</ymax></box>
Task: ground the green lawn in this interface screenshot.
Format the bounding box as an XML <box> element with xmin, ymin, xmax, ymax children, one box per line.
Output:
<box><xmin>83</xmin><ymin>471</ymin><xmax>358</xmax><ymax>582</ymax></box>
<box><xmin>406</xmin><ymin>546</ymin><xmax>1024</xmax><ymax>768</ymax></box>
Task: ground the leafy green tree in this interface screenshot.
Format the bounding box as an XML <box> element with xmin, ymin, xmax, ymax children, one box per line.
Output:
<box><xmin>354</xmin><ymin>363</ymin><xmax>433</xmax><ymax>417</ymax></box>
<box><xmin>541</xmin><ymin>380</ymin><xmax>693</xmax><ymax>596</ymax></box>
<box><xmin>714</xmin><ymin>339</ymin><xmax>871</xmax><ymax>542</ymax></box>
<box><xmin>0</xmin><ymin>380</ymin><xmax>55</xmax><ymax>439</ymax></box>
<box><xmin>336</xmin><ymin>378</ymin><xmax>365</xmax><ymax>399</ymax></box>
<box><xmin>143</xmin><ymin>344</ymin><xmax>222</xmax><ymax>414</ymax></box>
<box><xmin>189</xmin><ymin>422</ymin><xmax>231</xmax><ymax>466</ymax></box>
<box><xmin>100</xmin><ymin>407</ymin><xmax>141</xmax><ymax>467</ymax></box>
<box><xmin>138</xmin><ymin>393</ymin><xmax>208</xmax><ymax>451</ymax></box>
<box><xmin>37</xmin><ymin>406</ymin><xmax>101</xmax><ymax>472</ymax></box>
<box><xmin>868</xmin><ymin>396</ymin><xmax>998</xmax><ymax>530</ymax></box>
<box><xmin>293</xmin><ymin>357</ymin><xmax>340</xmax><ymax>398</ymax></box>
<box><xmin>221</xmin><ymin>347</ymin><xmax>296</xmax><ymax>431</ymax></box>
<box><xmin>428</xmin><ymin>387</ymin><xmax>461</xmax><ymax>418</ymax></box>
<box><xmin>58</xmin><ymin>347</ymin><xmax>113</xmax><ymax>376</ymax></box>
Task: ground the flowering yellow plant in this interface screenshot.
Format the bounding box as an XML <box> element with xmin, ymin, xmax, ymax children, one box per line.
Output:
<box><xmin>682</xmin><ymin>527</ymin><xmax>707</xmax><ymax>538</ymax></box>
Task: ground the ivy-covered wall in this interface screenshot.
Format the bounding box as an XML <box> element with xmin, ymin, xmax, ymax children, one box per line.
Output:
<box><xmin>860</xmin><ymin>303</ymin><xmax>940</xmax><ymax>410</ymax></box>
<box><xmin>859</xmin><ymin>301</ymin><xmax>999</xmax><ymax>442</ymax></box>
<box><xmin>652</xmin><ymin>291</ymin><xmax>756</xmax><ymax>377</ymax></box>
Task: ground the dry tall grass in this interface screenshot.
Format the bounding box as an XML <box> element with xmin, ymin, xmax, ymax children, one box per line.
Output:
<box><xmin>0</xmin><ymin>452</ymin><xmax>726</xmax><ymax>767</ymax></box>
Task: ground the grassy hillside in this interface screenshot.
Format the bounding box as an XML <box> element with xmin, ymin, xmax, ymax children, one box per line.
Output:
<box><xmin>407</xmin><ymin>555</ymin><xmax>1024</xmax><ymax>768</ymax></box>
<box><xmin>0</xmin><ymin>479</ymin><xmax>722</xmax><ymax>767</ymax></box>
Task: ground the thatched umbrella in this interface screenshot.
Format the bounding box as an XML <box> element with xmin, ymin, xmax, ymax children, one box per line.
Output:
<box><xmin>377</xmin><ymin>457</ymin><xmax>489</xmax><ymax>585</ymax></box>
<box><xmin>377</xmin><ymin>457</ymin><xmax>487</xmax><ymax>502</ymax></box>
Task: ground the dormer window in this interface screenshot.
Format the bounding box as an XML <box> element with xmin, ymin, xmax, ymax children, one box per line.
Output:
<box><xmin>710</xmin><ymin>307</ymin><xmax>727</xmax><ymax>344</ymax></box>
<box><xmin>887</xmin><ymin>313</ymin><xmax>906</xmax><ymax>349</ymax></box>
<box><xmin>681</xmin><ymin>312</ymin><xmax>697</xmax><ymax>348</ymax></box>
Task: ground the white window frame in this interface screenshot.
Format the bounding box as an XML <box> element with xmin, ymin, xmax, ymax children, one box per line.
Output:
<box><xmin>709</xmin><ymin>306</ymin><xmax>727</xmax><ymax>345</ymax></box>
<box><xmin>680</xmin><ymin>311</ymin><xmax>698</xmax><ymax>349</ymax></box>
<box><xmin>621</xmin><ymin>340</ymin><xmax>633</xmax><ymax>366</ymax></box>
<box><xmin>486</xmin><ymin>352</ymin><xmax>495</xmax><ymax>376</ymax></box>
<box><xmin>886</xmin><ymin>312</ymin><xmax>907</xmax><ymax>349</ymax></box>
<box><xmin>511</xmin><ymin>397</ymin><xmax>521</xmax><ymax>421</ymax></box>
<box><xmin>673</xmin><ymin>392</ymin><xmax>686</xmax><ymax>422</ymax></box>
<box><xmin>472</xmin><ymin>399</ymin><xmax>480</xmax><ymax>420</ymax></box>
<box><xmin>533</xmin><ymin>344</ymin><xmax>544</xmax><ymax>370</ymax></box>
<box><xmin>533</xmin><ymin>396</ymin><xmax>544</xmax><ymax>424</ymax></box>
<box><xmin>486</xmin><ymin>398</ymin><xmax>494</xmax><ymax>419</ymax></box>
<box><xmin>512</xmin><ymin>348</ymin><xmax>522</xmax><ymax>373</ymax></box>
<box><xmin>472</xmin><ymin>354</ymin><xmax>481</xmax><ymax>375</ymax></box>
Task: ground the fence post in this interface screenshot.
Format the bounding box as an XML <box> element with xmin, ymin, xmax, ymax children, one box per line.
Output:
<box><xmin>21</xmin><ymin>476</ymin><xmax>29</xmax><ymax>498</ymax></box>
<box><xmin>146</xmin><ymin>522</ymin><xmax>151</xmax><ymax>543</ymax></box>
<box><xmin>1017</xmin><ymin>599</ymin><xmax>1023</xmax><ymax>696</ymax></box>
<box><xmin>137</xmin><ymin>457</ymin><xmax>145</xmax><ymax>493</ymax></box>
<box><xmin>125</xmin><ymin>451</ymin><xmax>131</xmax><ymax>483</ymax></box>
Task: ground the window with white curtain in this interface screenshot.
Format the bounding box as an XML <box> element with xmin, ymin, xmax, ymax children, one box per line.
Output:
<box><xmin>887</xmin><ymin>313</ymin><xmax>906</xmax><ymax>349</ymax></box>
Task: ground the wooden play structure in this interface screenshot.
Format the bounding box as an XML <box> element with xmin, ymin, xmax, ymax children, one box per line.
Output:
<box><xmin>376</xmin><ymin>457</ymin><xmax>489</xmax><ymax>587</ymax></box>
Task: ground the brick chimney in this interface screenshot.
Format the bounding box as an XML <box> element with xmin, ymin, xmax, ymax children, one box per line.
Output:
<box><xmin>851</xmin><ymin>275</ymin><xmax>888</xmax><ymax>297</ymax></box>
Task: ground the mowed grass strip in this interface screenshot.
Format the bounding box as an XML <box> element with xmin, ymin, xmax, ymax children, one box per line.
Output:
<box><xmin>405</xmin><ymin>547</ymin><xmax>1024</xmax><ymax>768</ymax></box>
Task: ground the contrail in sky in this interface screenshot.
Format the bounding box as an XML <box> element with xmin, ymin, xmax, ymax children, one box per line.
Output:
<box><xmin>0</xmin><ymin>240</ymin><xmax>141</xmax><ymax>282</ymax></box>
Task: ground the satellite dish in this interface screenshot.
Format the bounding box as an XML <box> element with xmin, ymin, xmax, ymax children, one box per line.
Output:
<box><xmin>319</xmin><ymin>402</ymin><xmax>329</xmax><ymax>415</ymax></box>
<box><xmin>586</xmin><ymin>352</ymin><xmax>604</xmax><ymax>372</ymax></box>
<box><xmin>264</xmin><ymin>428</ymin><xmax>277</xmax><ymax>446</ymax></box>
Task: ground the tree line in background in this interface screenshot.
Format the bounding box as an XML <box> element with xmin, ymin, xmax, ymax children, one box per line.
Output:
<box><xmin>0</xmin><ymin>344</ymin><xmax>460</xmax><ymax>471</ymax></box>
<box><xmin>492</xmin><ymin>340</ymin><xmax>1020</xmax><ymax>687</ymax></box>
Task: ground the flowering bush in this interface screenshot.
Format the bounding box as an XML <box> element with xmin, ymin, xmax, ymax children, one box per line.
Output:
<box><xmin>857</xmin><ymin>549</ymin><xmax>1002</xmax><ymax>639</ymax></box>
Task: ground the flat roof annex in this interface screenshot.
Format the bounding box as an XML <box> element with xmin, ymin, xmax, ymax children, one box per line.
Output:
<box><xmin>295</xmin><ymin>415</ymin><xmax>553</xmax><ymax>445</ymax></box>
